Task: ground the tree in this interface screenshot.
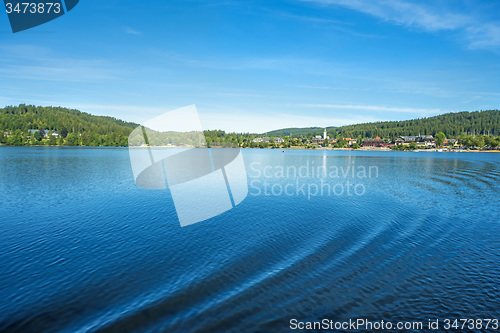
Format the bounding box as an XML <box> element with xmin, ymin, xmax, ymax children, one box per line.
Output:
<box><xmin>34</xmin><ymin>130</ymin><xmax>42</xmax><ymax>141</ymax></box>
<box><xmin>335</xmin><ymin>138</ymin><xmax>347</xmax><ymax>148</ymax></box>
<box><xmin>472</xmin><ymin>136</ymin><xmax>485</xmax><ymax>148</ymax></box>
<box><xmin>64</xmin><ymin>133</ymin><xmax>79</xmax><ymax>146</ymax></box>
<box><xmin>47</xmin><ymin>135</ymin><xmax>57</xmax><ymax>145</ymax></box>
<box><xmin>1</xmin><ymin>104</ymin><xmax>499</xmax><ymax>148</ymax></box>
<box><xmin>259</xmin><ymin>142</ymin><xmax>269</xmax><ymax>149</ymax></box>
<box><xmin>61</xmin><ymin>127</ymin><xmax>68</xmax><ymax>138</ymax></box>
<box><xmin>39</xmin><ymin>129</ymin><xmax>46</xmax><ymax>137</ymax></box>
<box><xmin>7</xmin><ymin>134</ymin><xmax>22</xmax><ymax>145</ymax></box>
<box><xmin>409</xmin><ymin>142</ymin><xmax>417</xmax><ymax>150</ymax></box>
<box><xmin>458</xmin><ymin>134</ymin><xmax>468</xmax><ymax>147</ymax></box>
<box><xmin>483</xmin><ymin>135</ymin><xmax>493</xmax><ymax>147</ymax></box>
<box><xmin>351</xmin><ymin>143</ymin><xmax>360</xmax><ymax>149</ymax></box>
<box><xmin>491</xmin><ymin>138</ymin><xmax>500</xmax><ymax>148</ymax></box>
<box><xmin>435</xmin><ymin>132</ymin><xmax>446</xmax><ymax>147</ymax></box>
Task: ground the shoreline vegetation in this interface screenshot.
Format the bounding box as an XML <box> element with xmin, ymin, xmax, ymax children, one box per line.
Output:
<box><xmin>1</xmin><ymin>104</ymin><xmax>499</xmax><ymax>151</ymax></box>
<box><xmin>3</xmin><ymin>145</ymin><xmax>499</xmax><ymax>153</ymax></box>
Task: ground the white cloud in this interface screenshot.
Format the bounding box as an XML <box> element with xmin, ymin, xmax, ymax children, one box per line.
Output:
<box><xmin>57</xmin><ymin>103</ymin><xmax>383</xmax><ymax>133</ymax></box>
<box><xmin>124</xmin><ymin>27</ymin><xmax>141</xmax><ymax>35</ymax></box>
<box><xmin>466</xmin><ymin>23</ymin><xmax>500</xmax><ymax>49</ymax></box>
<box><xmin>149</xmin><ymin>49</ymin><xmax>329</xmax><ymax>73</ymax></box>
<box><xmin>0</xmin><ymin>44</ymin><xmax>122</xmax><ymax>82</ymax></box>
<box><xmin>198</xmin><ymin>111</ymin><xmax>380</xmax><ymax>133</ymax></box>
<box><xmin>0</xmin><ymin>98</ymin><xmax>456</xmax><ymax>133</ymax></box>
<box><xmin>299</xmin><ymin>103</ymin><xmax>442</xmax><ymax>115</ymax></box>
<box><xmin>302</xmin><ymin>0</ymin><xmax>500</xmax><ymax>49</ymax></box>
<box><xmin>0</xmin><ymin>63</ymin><xmax>119</xmax><ymax>82</ymax></box>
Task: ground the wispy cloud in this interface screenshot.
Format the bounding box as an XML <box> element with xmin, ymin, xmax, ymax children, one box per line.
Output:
<box><xmin>149</xmin><ymin>49</ymin><xmax>329</xmax><ymax>73</ymax></box>
<box><xmin>296</xmin><ymin>85</ymin><xmax>332</xmax><ymax>90</ymax></box>
<box><xmin>299</xmin><ymin>103</ymin><xmax>442</xmax><ymax>115</ymax></box>
<box><xmin>0</xmin><ymin>44</ymin><xmax>122</xmax><ymax>82</ymax></box>
<box><xmin>276</xmin><ymin>11</ymin><xmax>352</xmax><ymax>26</ymax></box>
<box><xmin>56</xmin><ymin>102</ymin><xmax>385</xmax><ymax>132</ymax></box>
<box><xmin>306</xmin><ymin>0</ymin><xmax>467</xmax><ymax>31</ymax></box>
<box><xmin>275</xmin><ymin>11</ymin><xmax>385</xmax><ymax>38</ymax></box>
<box><xmin>198</xmin><ymin>111</ymin><xmax>381</xmax><ymax>133</ymax></box>
<box><xmin>301</xmin><ymin>0</ymin><xmax>500</xmax><ymax>50</ymax></box>
<box><xmin>0</xmin><ymin>63</ymin><xmax>119</xmax><ymax>82</ymax></box>
<box><xmin>124</xmin><ymin>27</ymin><xmax>141</xmax><ymax>36</ymax></box>
<box><xmin>0</xmin><ymin>97</ymin><xmax>451</xmax><ymax>132</ymax></box>
<box><xmin>214</xmin><ymin>92</ymin><xmax>268</xmax><ymax>98</ymax></box>
<box><xmin>0</xmin><ymin>44</ymin><xmax>52</xmax><ymax>58</ymax></box>
<box><xmin>466</xmin><ymin>23</ymin><xmax>500</xmax><ymax>49</ymax></box>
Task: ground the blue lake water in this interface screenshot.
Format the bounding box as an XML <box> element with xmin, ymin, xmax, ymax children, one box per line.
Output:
<box><xmin>0</xmin><ymin>147</ymin><xmax>499</xmax><ymax>332</ymax></box>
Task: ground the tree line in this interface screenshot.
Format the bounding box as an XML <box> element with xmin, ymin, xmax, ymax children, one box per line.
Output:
<box><xmin>0</xmin><ymin>104</ymin><xmax>137</xmax><ymax>146</ymax></box>
<box><xmin>1</xmin><ymin>105</ymin><xmax>499</xmax><ymax>148</ymax></box>
<box><xmin>266</xmin><ymin>110</ymin><xmax>500</xmax><ymax>140</ymax></box>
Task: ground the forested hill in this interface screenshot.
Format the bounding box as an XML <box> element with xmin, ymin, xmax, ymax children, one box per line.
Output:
<box><xmin>1</xmin><ymin>105</ymin><xmax>499</xmax><ymax>147</ymax></box>
<box><xmin>265</xmin><ymin>127</ymin><xmax>326</xmax><ymax>137</ymax></box>
<box><xmin>266</xmin><ymin>110</ymin><xmax>500</xmax><ymax>139</ymax></box>
<box><xmin>0</xmin><ymin>104</ymin><xmax>138</xmax><ymax>146</ymax></box>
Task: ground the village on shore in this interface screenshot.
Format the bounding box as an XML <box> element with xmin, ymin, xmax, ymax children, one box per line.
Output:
<box><xmin>247</xmin><ymin>129</ymin><xmax>498</xmax><ymax>152</ymax></box>
<box><xmin>3</xmin><ymin>127</ymin><xmax>499</xmax><ymax>152</ymax></box>
<box><xmin>2</xmin><ymin>106</ymin><xmax>498</xmax><ymax>150</ymax></box>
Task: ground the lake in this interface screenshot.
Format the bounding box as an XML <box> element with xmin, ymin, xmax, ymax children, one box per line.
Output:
<box><xmin>1</xmin><ymin>147</ymin><xmax>499</xmax><ymax>332</ymax></box>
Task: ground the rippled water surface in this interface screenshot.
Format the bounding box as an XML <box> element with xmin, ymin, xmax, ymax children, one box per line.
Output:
<box><xmin>1</xmin><ymin>147</ymin><xmax>499</xmax><ymax>332</ymax></box>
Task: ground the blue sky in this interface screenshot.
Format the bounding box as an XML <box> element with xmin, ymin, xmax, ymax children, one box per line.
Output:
<box><xmin>1</xmin><ymin>0</ymin><xmax>499</xmax><ymax>132</ymax></box>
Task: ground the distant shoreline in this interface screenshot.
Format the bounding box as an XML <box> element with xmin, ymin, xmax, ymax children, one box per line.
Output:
<box><xmin>2</xmin><ymin>145</ymin><xmax>499</xmax><ymax>153</ymax></box>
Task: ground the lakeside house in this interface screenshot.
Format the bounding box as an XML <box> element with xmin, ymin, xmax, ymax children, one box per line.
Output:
<box><xmin>26</xmin><ymin>129</ymin><xmax>39</xmax><ymax>139</ymax></box>
<box><xmin>27</xmin><ymin>129</ymin><xmax>60</xmax><ymax>139</ymax></box>
<box><xmin>247</xmin><ymin>134</ymin><xmax>449</xmax><ymax>149</ymax></box>
<box><xmin>311</xmin><ymin>135</ymin><xmax>323</xmax><ymax>145</ymax></box>
<box><xmin>362</xmin><ymin>137</ymin><xmax>389</xmax><ymax>147</ymax></box>
<box><xmin>311</xmin><ymin>137</ymin><xmax>335</xmax><ymax>145</ymax></box>
<box><xmin>344</xmin><ymin>138</ymin><xmax>357</xmax><ymax>145</ymax></box>
<box><xmin>250</xmin><ymin>136</ymin><xmax>286</xmax><ymax>146</ymax></box>
<box><xmin>444</xmin><ymin>139</ymin><xmax>458</xmax><ymax>148</ymax></box>
<box><xmin>396</xmin><ymin>135</ymin><xmax>435</xmax><ymax>147</ymax></box>
<box><xmin>311</xmin><ymin>135</ymin><xmax>319</xmax><ymax>143</ymax></box>
<box><xmin>252</xmin><ymin>137</ymin><xmax>270</xmax><ymax>143</ymax></box>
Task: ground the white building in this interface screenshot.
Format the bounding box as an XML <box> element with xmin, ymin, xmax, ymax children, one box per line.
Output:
<box><xmin>252</xmin><ymin>137</ymin><xmax>270</xmax><ymax>143</ymax></box>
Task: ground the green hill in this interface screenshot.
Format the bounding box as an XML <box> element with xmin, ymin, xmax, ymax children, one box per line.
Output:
<box><xmin>265</xmin><ymin>126</ymin><xmax>327</xmax><ymax>137</ymax></box>
<box><xmin>265</xmin><ymin>110</ymin><xmax>500</xmax><ymax>139</ymax></box>
<box><xmin>0</xmin><ymin>104</ymin><xmax>138</xmax><ymax>146</ymax></box>
<box><xmin>1</xmin><ymin>105</ymin><xmax>499</xmax><ymax>147</ymax></box>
